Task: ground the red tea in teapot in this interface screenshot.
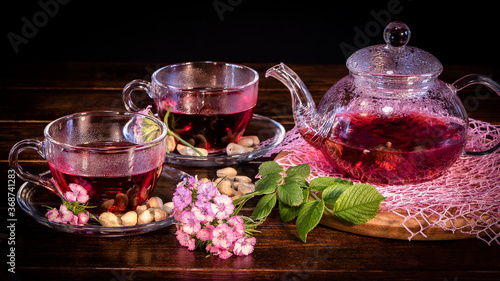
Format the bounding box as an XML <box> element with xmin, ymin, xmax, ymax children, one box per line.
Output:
<box><xmin>301</xmin><ymin>112</ymin><xmax>467</xmax><ymax>185</ymax></box>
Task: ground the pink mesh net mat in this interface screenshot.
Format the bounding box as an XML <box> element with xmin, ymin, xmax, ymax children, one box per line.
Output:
<box><xmin>264</xmin><ymin>119</ymin><xmax>500</xmax><ymax>245</ymax></box>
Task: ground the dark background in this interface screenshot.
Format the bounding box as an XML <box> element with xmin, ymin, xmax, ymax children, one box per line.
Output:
<box><xmin>2</xmin><ymin>0</ymin><xmax>500</xmax><ymax>66</ymax></box>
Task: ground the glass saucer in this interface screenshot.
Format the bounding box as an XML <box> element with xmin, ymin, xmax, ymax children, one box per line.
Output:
<box><xmin>16</xmin><ymin>166</ymin><xmax>189</xmax><ymax>237</ymax></box>
<box><xmin>165</xmin><ymin>114</ymin><xmax>285</xmax><ymax>167</ymax></box>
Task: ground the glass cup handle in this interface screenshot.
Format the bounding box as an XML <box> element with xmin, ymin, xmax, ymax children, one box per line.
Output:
<box><xmin>122</xmin><ymin>79</ymin><xmax>152</xmax><ymax>112</ymax></box>
<box><xmin>8</xmin><ymin>139</ymin><xmax>59</xmax><ymax>194</ymax></box>
<box><xmin>453</xmin><ymin>74</ymin><xmax>500</xmax><ymax>156</ymax></box>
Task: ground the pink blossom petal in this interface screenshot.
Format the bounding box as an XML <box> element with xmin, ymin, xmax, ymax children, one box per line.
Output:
<box><xmin>228</xmin><ymin>216</ymin><xmax>246</xmax><ymax>239</ymax></box>
<box><xmin>180</xmin><ymin>211</ymin><xmax>201</xmax><ymax>235</ymax></box>
<box><xmin>176</xmin><ymin>229</ymin><xmax>196</xmax><ymax>251</ymax></box>
<box><xmin>46</xmin><ymin>208</ymin><xmax>61</xmax><ymax>222</ymax></box>
<box><xmin>176</xmin><ymin>229</ymin><xmax>191</xmax><ymax>247</ymax></box>
<box><xmin>173</xmin><ymin>185</ymin><xmax>192</xmax><ymax>211</ymax></box>
<box><xmin>68</xmin><ymin>183</ymin><xmax>89</xmax><ymax>203</ymax></box>
<box><xmin>212</xmin><ymin>195</ymin><xmax>234</xmax><ymax>220</ymax></box>
<box><xmin>58</xmin><ymin>205</ymin><xmax>74</xmax><ymax>223</ymax></box>
<box><xmin>77</xmin><ymin>212</ymin><xmax>90</xmax><ymax>225</ymax></box>
<box><xmin>233</xmin><ymin>237</ymin><xmax>256</xmax><ymax>256</ymax></box>
<box><xmin>218</xmin><ymin>248</ymin><xmax>233</xmax><ymax>259</ymax></box>
<box><xmin>64</xmin><ymin>191</ymin><xmax>77</xmax><ymax>202</ymax></box>
<box><xmin>196</xmin><ymin>228</ymin><xmax>213</xmax><ymax>241</ymax></box>
<box><xmin>211</xmin><ymin>223</ymin><xmax>235</xmax><ymax>249</ymax></box>
<box><xmin>69</xmin><ymin>214</ymin><xmax>79</xmax><ymax>225</ymax></box>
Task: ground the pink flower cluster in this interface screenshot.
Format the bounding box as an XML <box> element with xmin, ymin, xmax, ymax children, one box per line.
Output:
<box><xmin>173</xmin><ymin>176</ymin><xmax>256</xmax><ymax>259</ymax></box>
<box><xmin>46</xmin><ymin>183</ymin><xmax>90</xmax><ymax>226</ymax></box>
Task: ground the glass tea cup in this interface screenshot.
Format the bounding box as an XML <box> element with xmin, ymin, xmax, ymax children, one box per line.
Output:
<box><xmin>9</xmin><ymin>111</ymin><xmax>168</xmax><ymax>214</ymax></box>
<box><xmin>123</xmin><ymin>61</ymin><xmax>259</xmax><ymax>152</ymax></box>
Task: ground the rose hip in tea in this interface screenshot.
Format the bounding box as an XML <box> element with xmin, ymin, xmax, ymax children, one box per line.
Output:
<box><xmin>301</xmin><ymin>113</ymin><xmax>467</xmax><ymax>185</ymax></box>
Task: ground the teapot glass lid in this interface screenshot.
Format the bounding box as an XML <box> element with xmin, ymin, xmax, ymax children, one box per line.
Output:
<box><xmin>346</xmin><ymin>22</ymin><xmax>443</xmax><ymax>77</ymax></box>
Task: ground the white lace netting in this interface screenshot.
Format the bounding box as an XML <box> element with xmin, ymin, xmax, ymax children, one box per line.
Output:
<box><xmin>264</xmin><ymin>119</ymin><xmax>500</xmax><ymax>245</ymax></box>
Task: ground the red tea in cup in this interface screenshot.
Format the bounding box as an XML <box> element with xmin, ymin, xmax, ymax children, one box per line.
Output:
<box><xmin>123</xmin><ymin>61</ymin><xmax>259</xmax><ymax>152</ymax></box>
<box><xmin>9</xmin><ymin>111</ymin><xmax>168</xmax><ymax>214</ymax></box>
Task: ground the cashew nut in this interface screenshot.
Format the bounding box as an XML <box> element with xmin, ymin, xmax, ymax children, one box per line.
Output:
<box><xmin>136</xmin><ymin>204</ymin><xmax>148</xmax><ymax>214</ymax></box>
<box><xmin>216</xmin><ymin>167</ymin><xmax>238</xmax><ymax>178</ymax></box>
<box><xmin>217</xmin><ymin>179</ymin><xmax>235</xmax><ymax>196</ymax></box>
<box><xmin>236</xmin><ymin>136</ymin><xmax>260</xmax><ymax>147</ymax></box>
<box><xmin>235</xmin><ymin>182</ymin><xmax>255</xmax><ymax>195</ymax></box>
<box><xmin>99</xmin><ymin>212</ymin><xmax>121</xmax><ymax>227</ymax></box>
<box><xmin>100</xmin><ymin>199</ymin><xmax>115</xmax><ymax>212</ymax></box>
<box><xmin>154</xmin><ymin>208</ymin><xmax>168</xmax><ymax>221</ymax></box>
<box><xmin>137</xmin><ymin>208</ymin><xmax>154</xmax><ymax>225</ymax></box>
<box><xmin>234</xmin><ymin>175</ymin><xmax>252</xmax><ymax>183</ymax></box>
<box><xmin>121</xmin><ymin>211</ymin><xmax>138</xmax><ymax>226</ymax></box>
<box><xmin>163</xmin><ymin>202</ymin><xmax>174</xmax><ymax>214</ymax></box>
<box><xmin>231</xmin><ymin>190</ymin><xmax>245</xmax><ymax>201</ymax></box>
<box><xmin>167</xmin><ymin>135</ymin><xmax>176</xmax><ymax>152</ymax></box>
<box><xmin>177</xmin><ymin>143</ymin><xmax>208</xmax><ymax>156</ymax></box>
<box><xmin>147</xmin><ymin>196</ymin><xmax>163</xmax><ymax>209</ymax></box>
<box><xmin>226</xmin><ymin>143</ymin><xmax>254</xmax><ymax>155</ymax></box>
<box><xmin>115</xmin><ymin>193</ymin><xmax>129</xmax><ymax>211</ymax></box>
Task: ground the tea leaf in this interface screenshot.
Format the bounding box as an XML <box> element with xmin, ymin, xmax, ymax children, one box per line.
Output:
<box><xmin>284</xmin><ymin>174</ymin><xmax>308</xmax><ymax>188</ymax></box>
<box><xmin>277</xmin><ymin>182</ymin><xmax>303</xmax><ymax>207</ymax></box>
<box><xmin>258</xmin><ymin>161</ymin><xmax>283</xmax><ymax>176</ymax></box>
<box><xmin>254</xmin><ymin>173</ymin><xmax>282</xmax><ymax>195</ymax></box>
<box><xmin>333</xmin><ymin>183</ymin><xmax>385</xmax><ymax>225</ymax></box>
<box><xmin>296</xmin><ymin>199</ymin><xmax>324</xmax><ymax>243</ymax></box>
<box><xmin>309</xmin><ymin>177</ymin><xmax>353</xmax><ymax>192</ymax></box>
<box><xmin>322</xmin><ymin>183</ymin><xmax>352</xmax><ymax>206</ymax></box>
<box><xmin>251</xmin><ymin>193</ymin><xmax>277</xmax><ymax>220</ymax></box>
<box><xmin>286</xmin><ymin>164</ymin><xmax>311</xmax><ymax>179</ymax></box>
<box><xmin>279</xmin><ymin>200</ymin><xmax>300</xmax><ymax>222</ymax></box>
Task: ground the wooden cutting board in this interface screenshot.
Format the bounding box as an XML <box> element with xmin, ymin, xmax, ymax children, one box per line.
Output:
<box><xmin>274</xmin><ymin>152</ymin><xmax>491</xmax><ymax>241</ymax></box>
<box><xmin>319</xmin><ymin>208</ymin><xmax>480</xmax><ymax>241</ymax></box>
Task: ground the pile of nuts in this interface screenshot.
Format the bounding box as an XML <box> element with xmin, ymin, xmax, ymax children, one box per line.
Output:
<box><xmin>99</xmin><ymin>196</ymin><xmax>173</xmax><ymax>227</ymax></box>
<box><xmin>98</xmin><ymin>167</ymin><xmax>256</xmax><ymax>227</ymax></box>
<box><xmin>213</xmin><ymin>167</ymin><xmax>255</xmax><ymax>201</ymax></box>
<box><xmin>168</xmin><ymin>135</ymin><xmax>260</xmax><ymax>156</ymax></box>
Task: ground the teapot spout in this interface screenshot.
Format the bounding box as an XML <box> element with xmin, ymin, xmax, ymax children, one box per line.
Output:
<box><xmin>266</xmin><ymin>63</ymin><xmax>326</xmax><ymax>146</ymax></box>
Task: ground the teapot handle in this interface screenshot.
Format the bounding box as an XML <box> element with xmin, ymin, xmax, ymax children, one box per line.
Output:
<box><xmin>452</xmin><ymin>74</ymin><xmax>500</xmax><ymax>156</ymax></box>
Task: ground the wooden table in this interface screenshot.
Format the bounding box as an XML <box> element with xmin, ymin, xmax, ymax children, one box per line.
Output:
<box><xmin>2</xmin><ymin>62</ymin><xmax>500</xmax><ymax>280</ymax></box>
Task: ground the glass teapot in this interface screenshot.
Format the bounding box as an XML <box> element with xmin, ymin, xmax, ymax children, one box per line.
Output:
<box><xmin>266</xmin><ymin>21</ymin><xmax>500</xmax><ymax>185</ymax></box>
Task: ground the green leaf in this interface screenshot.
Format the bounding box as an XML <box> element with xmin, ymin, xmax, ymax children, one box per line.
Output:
<box><xmin>286</xmin><ymin>164</ymin><xmax>310</xmax><ymax>178</ymax></box>
<box><xmin>279</xmin><ymin>200</ymin><xmax>301</xmax><ymax>222</ymax></box>
<box><xmin>277</xmin><ymin>182</ymin><xmax>303</xmax><ymax>207</ymax></box>
<box><xmin>284</xmin><ymin>174</ymin><xmax>308</xmax><ymax>188</ymax></box>
<box><xmin>251</xmin><ymin>193</ymin><xmax>277</xmax><ymax>220</ymax></box>
<box><xmin>322</xmin><ymin>183</ymin><xmax>352</xmax><ymax>206</ymax></box>
<box><xmin>333</xmin><ymin>183</ymin><xmax>385</xmax><ymax>225</ymax></box>
<box><xmin>302</xmin><ymin>188</ymin><xmax>309</xmax><ymax>204</ymax></box>
<box><xmin>309</xmin><ymin>177</ymin><xmax>338</xmax><ymax>192</ymax></box>
<box><xmin>258</xmin><ymin>161</ymin><xmax>283</xmax><ymax>176</ymax></box>
<box><xmin>309</xmin><ymin>177</ymin><xmax>353</xmax><ymax>192</ymax></box>
<box><xmin>254</xmin><ymin>173</ymin><xmax>282</xmax><ymax>195</ymax></box>
<box><xmin>296</xmin><ymin>200</ymin><xmax>324</xmax><ymax>243</ymax></box>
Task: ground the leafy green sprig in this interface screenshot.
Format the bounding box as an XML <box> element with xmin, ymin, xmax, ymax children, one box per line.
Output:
<box><xmin>234</xmin><ymin>161</ymin><xmax>385</xmax><ymax>242</ymax></box>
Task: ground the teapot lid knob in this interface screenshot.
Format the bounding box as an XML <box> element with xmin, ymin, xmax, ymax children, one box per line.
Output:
<box><xmin>383</xmin><ymin>21</ymin><xmax>411</xmax><ymax>47</ymax></box>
